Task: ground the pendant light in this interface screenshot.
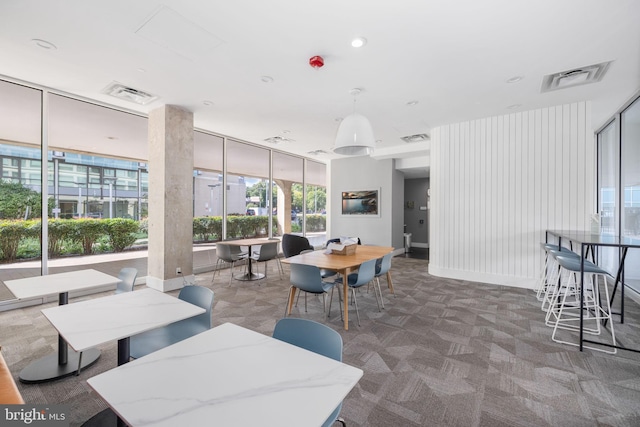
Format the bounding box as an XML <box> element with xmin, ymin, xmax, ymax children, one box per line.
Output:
<box><xmin>334</xmin><ymin>88</ymin><xmax>375</xmax><ymax>156</ymax></box>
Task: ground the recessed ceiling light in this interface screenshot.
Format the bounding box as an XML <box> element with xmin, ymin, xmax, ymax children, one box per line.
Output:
<box><xmin>261</xmin><ymin>76</ymin><xmax>274</xmax><ymax>83</ymax></box>
<box><xmin>137</xmin><ymin>68</ymin><xmax>146</xmax><ymax>73</ymax></box>
<box><xmin>351</xmin><ymin>37</ymin><xmax>367</xmax><ymax>48</ymax></box>
<box><xmin>506</xmin><ymin>76</ymin><xmax>524</xmax><ymax>83</ymax></box>
<box><xmin>106</xmin><ymin>136</ymin><xmax>118</xmax><ymax>140</ymax></box>
<box><xmin>282</xmin><ymin>129</ymin><xmax>291</xmax><ymax>134</ymax></box>
<box><xmin>203</xmin><ymin>100</ymin><xmax>214</xmax><ymax>106</ymax></box>
<box><xmin>406</xmin><ymin>100</ymin><xmax>419</xmax><ymax>106</ymax></box>
<box><xmin>31</xmin><ymin>38</ymin><xmax>57</xmax><ymax>50</ymax></box>
<box><xmin>506</xmin><ymin>104</ymin><xmax>522</xmax><ymax>109</ymax></box>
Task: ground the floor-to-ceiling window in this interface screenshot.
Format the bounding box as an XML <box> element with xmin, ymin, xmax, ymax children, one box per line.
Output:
<box><xmin>226</xmin><ymin>139</ymin><xmax>269</xmax><ymax>239</ymax></box>
<box><xmin>0</xmin><ymin>77</ymin><xmax>328</xmax><ymax>307</ymax></box>
<box><xmin>305</xmin><ymin>160</ymin><xmax>327</xmax><ymax>244</ymax></box>
<box><xmin>192</xmin><ymin>131</ymin><xmax>224</xmax><ymax>271</ymax></box>
<box><xmin>621</xmin><ymin>97</ymin><xmax>640</xmax><ymax>291</ymax></box>
<box><xmin>597</xmin><ymin>94</ymin><xmax>640</xmax><ymax>293</ymax></box>
<box><xmin>0</xmin><ymin>80</ymin><xmax>42</xmax><ymax>300</ymax></box>
<box><xmin>272</xmin><ymin>151</ymin><xmax>303</xmax><ymax>237</ymax></box>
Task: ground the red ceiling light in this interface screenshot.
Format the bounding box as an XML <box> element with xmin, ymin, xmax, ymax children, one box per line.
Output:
<box><xmin>309</xmin><ymin>55</ymin><xmax>324</xmax><ymax>69</ymax></box>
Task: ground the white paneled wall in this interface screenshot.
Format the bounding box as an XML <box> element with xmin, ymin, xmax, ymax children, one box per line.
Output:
<box><xmin>429</xmin><ymin>102</ymin><xmax>595</xmax><ymax>288</ymax></box>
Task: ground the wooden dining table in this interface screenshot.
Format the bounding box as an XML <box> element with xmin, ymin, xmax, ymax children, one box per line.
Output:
<box><xmin>281</xmin><ymin>245</ymin><xmax>394</xmax><ymax>330</ymax></box>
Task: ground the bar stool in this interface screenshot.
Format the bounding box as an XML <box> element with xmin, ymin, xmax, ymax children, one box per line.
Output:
<box><xmin>549</xmin><ymin>254</ymin><xmax>616</xmax><ymax>354</ymax></box>
<box><xmin>538</xmin><ymin>245</ymin><xmax>580</xmax><ymax>311</ymax></box>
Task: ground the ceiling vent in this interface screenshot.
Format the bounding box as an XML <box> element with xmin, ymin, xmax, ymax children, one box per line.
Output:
<box><xmin>401</xmin><ymin>133</ymin><xmax>430</xmax><ymax>143</ymax></box>
<box><xmin>307</xmin><ymin>149</ymin><xmax>329</xmax><ymax>156</ymax></box>
<box><xmin>102</xmin><ymin>82</ymin><xmax>158</xmax><ymax>105</ymax></box>
<box><xmin>264</xmin><ymin>136</ymin><xmax>295</xmax><ymax>144</ymax></box>
<box><xmin>541</xmin><ymin>61</ymin><xmax>612</xmax><ymax>92</ymax></box>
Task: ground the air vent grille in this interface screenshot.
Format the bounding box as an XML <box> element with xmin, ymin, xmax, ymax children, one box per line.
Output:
<box><xmin>541</xmin><ymin>61</ymin><xmax>612</xmax><ymax>92</ymax></box>
<box><xmin>401</xmin><ymin>133</ymin><xmax>430</xmax><ymax>143</ymax></box>
<box><xmin>102</xmin><ymin>82</ymin><xmax>158</xmax><ymax>105</ymax></box>
<box><xmin>264</xmin><ymin>136</ymin><xmax>295</xmax><ymax>144</ymax></box>
<box><xmin>307</xmin><ymin>149</ymin><xmax>328</xmax><ymax>155</ymax></box>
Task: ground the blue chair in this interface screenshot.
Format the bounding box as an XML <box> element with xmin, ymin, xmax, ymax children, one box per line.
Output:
<box><xmin>272</xmin><ymin>318</ymin><xmax>346</xmax><ymax>427</ymax></box>
<box><xmin>114</xmin><ymin>267</ymin><xmax>138</xmax><ymax>294</ymax></box>
<box><xmin>250</xmin><ymin>240</ymin><xmax>282</xmax><ymax>279</ymax></box>
<box><xmin>286</xmin><ymin>264</ymin><xmax>337</xmax><ymax>317</ymax></box>
<box><xmin>372</xmin><ymin>253</ymin><xmax>394</xmax><ymax>307</ymax></box>
<box><xmin>213</xmin><ymin>243</ymin><xmax>247</xmax><ymax>285</ymax></box>
<box><xmin>334</xmin><ymin>258</ymin><xmax>378</xmax><ymax>326</ymax></box>
<box><xmin>130</xmin><ymin>285</ymin><xmax>215</xmax><ymax>359</ymax></box>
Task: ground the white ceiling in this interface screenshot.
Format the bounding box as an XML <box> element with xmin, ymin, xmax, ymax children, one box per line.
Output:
<box><xmin>0</xmin><ymin>0</ymin><xmax>639</xmax><ymax>180</ymax></box>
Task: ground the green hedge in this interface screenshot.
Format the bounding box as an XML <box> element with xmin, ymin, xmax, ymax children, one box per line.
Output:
<box><xmin>0</xmin><ymin>215</ymin><xmax>288</xmax><ymax>262</ymax></box>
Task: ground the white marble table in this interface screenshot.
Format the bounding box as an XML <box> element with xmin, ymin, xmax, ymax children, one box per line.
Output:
<box><xmin>42</xmin><ymin>288</ymin><xmax>206</xmax><ymax>365</ymax></box>
<box><xmin>87</xmin><ymin>322</ymin><xmax>364</xmax><ymax>427</ymax></box>
<box><xmin>4</xmin><ymin>269</ymin><xmax>120</xmax><ymax>382</ymax></box>
<box><xmin>44</xmin><ymin>287</ymin><xmax>207</xmax><ymax>427</ymax></box>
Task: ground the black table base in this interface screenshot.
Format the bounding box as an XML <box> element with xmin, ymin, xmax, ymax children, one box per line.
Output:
<box><xmin>19</xmin><ymin>348</ymin><xmax>100</xmax><ymax>383</ymax></box>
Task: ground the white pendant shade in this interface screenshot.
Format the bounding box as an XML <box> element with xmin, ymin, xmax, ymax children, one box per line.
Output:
<box><xmin>334</xmin><ymin>113</ymin><xmax>375</xmax><ymax>156</ymax></box>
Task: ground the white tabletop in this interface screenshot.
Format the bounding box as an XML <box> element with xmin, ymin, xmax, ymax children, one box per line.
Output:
<box><xmin>87</xmin><ymin>322</ymin><xmax>363</xmax><ymax>427</ymax></box>
<box><xmin>4</xmin><ymin>269</ymin><xmax>119</xmax><ymax>300</ymax></box>
<box><xmin>41</xmin><ymin>288</ymin><xmax>206</xmax><ymax>352</ymax></box>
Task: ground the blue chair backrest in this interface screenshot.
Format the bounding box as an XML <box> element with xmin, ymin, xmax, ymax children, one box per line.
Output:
<box><xmin>272</xmin><ymin>318</ymin><xmax>342</xmax><ymax>361</ymax></box>
<box><xmin>375</xmin><ymin>253</ymin><xmax>392</xmax><ymax>276</ymax></box>
<box><xmin>256</xmin><ymin>241</ymin><xmax>278</xmax><ymax>261</ymax></box>
<box><xmin>351</xmin><ymin>258</ymin><xmax>377</xmax><ymax>287</ymax></box>
<box><xmin>115</xmin><ymin>267</ymin><xmax>138</xmax><ymax>294</ymax></box>
<box><xmin>289</xmin><ymin>264</ymin><xmax>327</xmax><ymax>293</ymax></box>
<box><xmin>176</xmin><ymin>285</ymin><xmax>214</xmax><ymax>330</ymax></box>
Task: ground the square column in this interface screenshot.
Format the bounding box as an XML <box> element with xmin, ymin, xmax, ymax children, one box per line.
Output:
<box><xmin>146</xmin><ymin>105</ymin><xmax>194</xmax><ymax>291</ymax></box>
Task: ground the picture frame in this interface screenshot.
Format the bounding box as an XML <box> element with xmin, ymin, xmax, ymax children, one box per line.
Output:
<box><xmin>341</xmin><ymin>189</ymin><xmax>380</xmax><ymax>216</ymax></box>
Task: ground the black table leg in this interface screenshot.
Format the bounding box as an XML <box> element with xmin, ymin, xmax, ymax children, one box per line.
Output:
<box><xmin>19</xmin><ymin>291</ymin><xmax>100</xmax><ymax>383</ymax></box>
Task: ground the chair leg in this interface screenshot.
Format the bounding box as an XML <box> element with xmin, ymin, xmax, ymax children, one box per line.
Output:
<box><xmin>351</xmin><ymin>288</ymin><xmax>361</xmax><ymax>326</ymax></box>
<box><xmin>374</xmin><ymin>278</ymin><xmax>385</xmax><ymax>310</ymax></box>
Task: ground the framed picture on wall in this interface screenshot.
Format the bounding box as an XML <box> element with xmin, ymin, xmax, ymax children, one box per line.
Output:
<box><xmin>341</xmin><ymin>189</ymin><xmax>380</xmax><ymax>216</ymax></box>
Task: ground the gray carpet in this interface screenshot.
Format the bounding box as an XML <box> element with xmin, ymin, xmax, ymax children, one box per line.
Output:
<box><xmin>1</xmin><ymin>256</ymin><xmax>640</xmax><ymax>426</ymax></box>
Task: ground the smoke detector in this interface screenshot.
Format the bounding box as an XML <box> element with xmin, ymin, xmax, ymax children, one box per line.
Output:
<box><xmin>401</xmin><ymin>133</ymin><xmax>430</xmax><ymax>143</ymax></box>
<box><xmin>541</xmin><ymin>61</ymin><xmax>612</xmax><ymax>92</ymax></box>
<box><xmin>102</xmin><ymin>82</ymin><xmax>158</xmax><ymax>105</ymax></box>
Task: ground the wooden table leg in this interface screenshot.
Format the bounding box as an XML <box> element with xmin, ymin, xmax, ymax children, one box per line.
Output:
<box><xmin>386</xmin><ymin>271</ymin><xmax>395</xmax><ymax>296</ymax></box>
<box><xmin>287</xmin><ymin>287</ymin><xmax>297</xmax><ymax>316</ymax></box>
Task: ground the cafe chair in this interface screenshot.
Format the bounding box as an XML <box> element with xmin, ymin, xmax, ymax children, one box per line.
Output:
<box><xmin>250</xmin><ymin>240</ymin><xmax>282</xmax><ymax>279</ymax></box>
<box><xmin>282</xmin><ymin>233</ymin><xmax>314</xmax><ymax>258</ymax></box>
<box><xmin>130</xmin><ymin>285</ymin><xmax>215</xmax><ymax>359</ymax></box>
<box><xmin>212</xmin><ymin>243</ymin><xmax>248</xmax><ymax>285</ymax></box>
<box><xmin>333</xmin><ymin>258</ymin><xmax>378</xmax><ymax>327</ymax></box>
<box><xmin>114</xmin><ymin>267</ymin><xmax>138</xmax><ymax>294</ymax></box>
<box><xmin>267</xmin><ymin>236</ymin><xmax>285</xmax><ymax>275</ymax></box>
<box><xmin>286</xmin><ymin>264</ymin><xmax>337</xmax><ymax>317</ymax></box>
<box><xmin>371</xmin><ymin>253</ymin><xmax>395</xmax><ymax>308</ymax></box>
<box><xmin>272</xmin><ymin>318</ymin><xmax>346</xmax><ymax>427</ymax></box>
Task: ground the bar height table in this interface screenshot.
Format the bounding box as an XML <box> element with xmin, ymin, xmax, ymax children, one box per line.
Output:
<box><xmin>4</xmin><ymin>269</ymin><xmax>119</xmax><ymax>383</ymax></box>
<box><xmin>546</xmin><ymin>230</ymin><xmax>640</xmax><ymax>353</ymax></box>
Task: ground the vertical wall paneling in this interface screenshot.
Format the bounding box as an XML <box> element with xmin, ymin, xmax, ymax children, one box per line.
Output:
<box><xmin>429</xmin><ymin>102</ymin><xmax>594</xmax><ymax>288</ymax></box>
